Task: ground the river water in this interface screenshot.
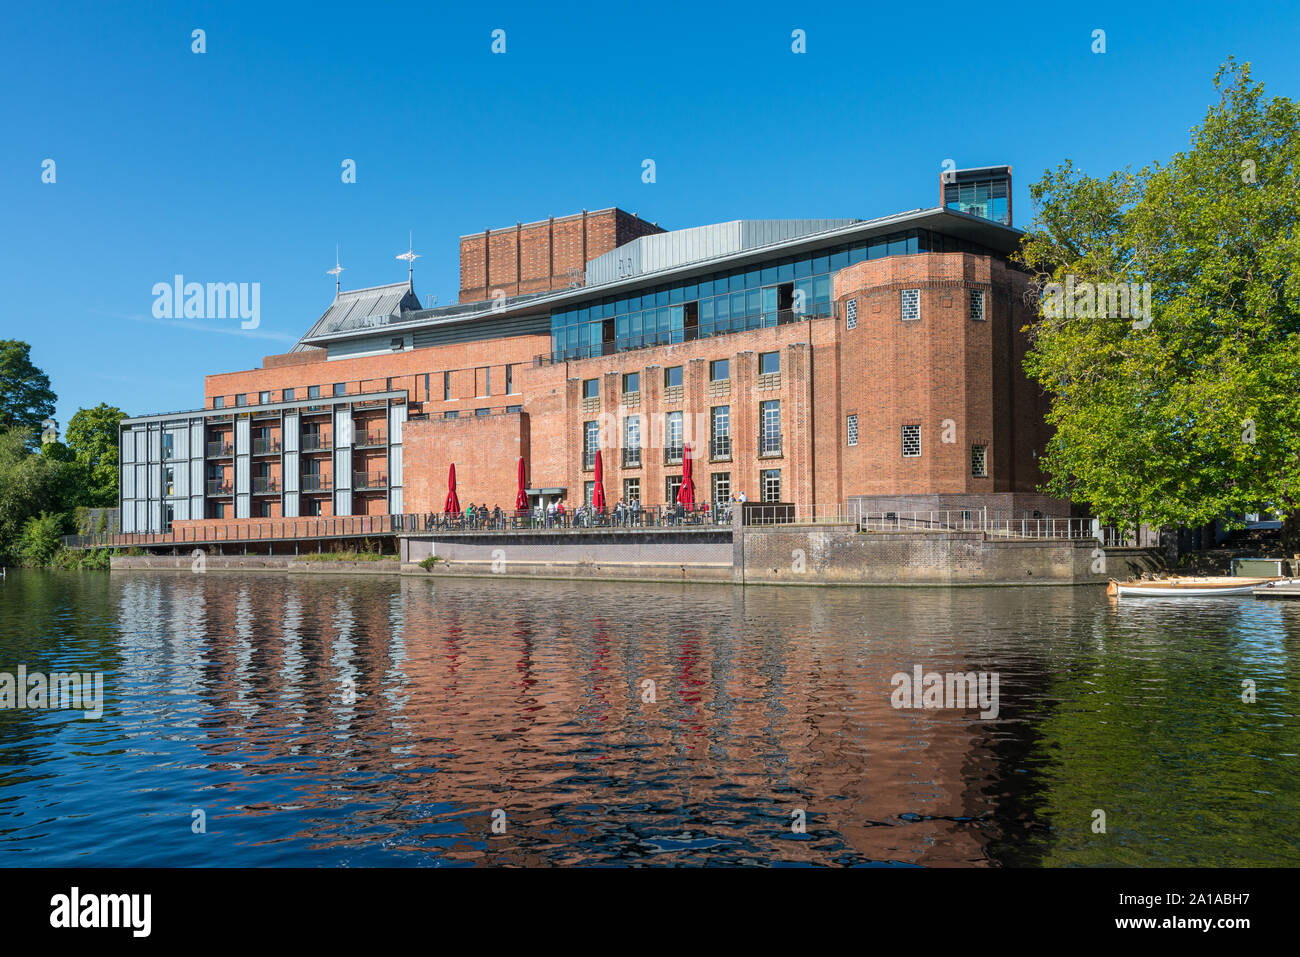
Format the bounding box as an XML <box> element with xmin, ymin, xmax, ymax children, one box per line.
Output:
<box><xmin>1</xmin><ymin>570</ymin><xmax>1296</xmax><ymax>866</ymax></box>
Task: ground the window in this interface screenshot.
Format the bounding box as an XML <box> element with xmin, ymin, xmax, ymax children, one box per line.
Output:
<box><xmin>161</xmin><ymin>433</ymin><xmax>174</xmax><ymax>460</ymax></box>
<box><xmin>283</xmin><ymin>388</ymin><xmax>294</xmax><ymax>401</ymax></box>
<box><xmin>709</xmin><ymin>359</ymin><xmax>730</xmax><ymax>381</ymax></box>
<box><xmin>902</xmin><ymin>424</ymin><xmax>921</xmax><ymax>457</ymax></box>
<box><xmin>506</xmin><ymin>404</ymin><xmax>522</xmax><ymax>414</ymax></box>
<box><xmin>213</xmin><ymin>396</ymin><xmax>224</xmax><ymax>409</ymax></box>
<box><xmin>235</xmin><ymin>394</ymin><xmax>247</xmax><ymax>407</ymax></box>
<box><xmin>970</xmin><ymin>289</ymin><xmax>986</xmax><ymax>321</ymax></box>
<box><xmin>622</xmin><ymin>372</ymin><xmax>639</xmax><ymax>394</ymax></box>
<box><xmin>847</xmin><ymin>414</ymin><xmax>858</xmax><ymax>446</ymax></box>
<box><xmin>666</xmin><ymin>475</ymin><xmax>683</xmax><ymax>504</ymax></box>
<box><xmin>846</xmin><ymin>298</ymin><xmax>858</xmax><ymax>330</ymax></box>
<box><xmin>584</xmin><ymin>481</ymin><xmax>595</xmax><ymax>506</ymax></box>
<box><xmin>444</xmin><ymin>410</ymin><xmax>459</xmax><ymax>419</ymax></box>
<box><xmin>623</xmin><ymin>415</ymin><xmax>641</xmax><ymax>467</ymax></box>
<box><xmin>476</xmin><ymin>408</ymin><xmax>490</xmax><ymax>416</ymax></box>
<box><xmin>479</xmin><ymin>367</ymin><xmax>491</xmax><ymax>396</ymax></box>
<box><xmin>333</xmin><ymin>383</ymin><xmax>346</xmax><ymax>397</ymax></box>
<box><xmin>665</xmin><ymin>411</ymin><xmax>684</xmax><ymax>463</ymax></box>
<box><xmin>583</xmin><ymin>420</ymin><xmax>599</xmax><ymax>469</ymax></box>
<box><xmin>258</xmin><ymin>390</ymin><xmax>270</xmax><ymax>404</ymax></box>
<box><xmin>163</xmin><ymin>467</ymin><xmax>175</xmax><ymax>497</ymax></box>
<box><xmin>901</xmin><ymin>289</ymin><xmax>921</xmax><ymax>321</ymax></box>
<box><xmin>443</xmin><ymin>371</ymin><xmax>451</xmax><ymax>401</ymax></box>
<box><xmin>972</xmin><ymin>444</ymin><xmax>988</xmax><ymax>477</ymax></box>
<box><xmin>711</xmin><ymin>472</ymin><xmax>731</xmax><ymax>504</ymax></box>
<box><xmin>582</xmin><ymin>378</ymin><xmax>599</xmax><ymax>399</ymax></box>
<box><xmin>308</xmin><ymin>385</ymin><xmax>321</xmax><ymax>399</ymax></box>
<box><xmin>759</xmin><ymin>351</ymin><xmax>779</xmax><ymax>375</ymax></box>
<box><xmin>710</xmin><ymin>406</ymin><xmax>731</xmax><ymax>460</ymax></box>
<box><xmin>623</xmin><ymin>478</ymin><xmax>640</xmax><ymax>503</ymax></box>
<box><xmin>760</xmin><ymin>469</ymin><xmax>782</xmax><ymax>502</ymax></box>
<box><xmin>505</xmin><ymin>364</ymin><xmax>515</xmax><ymax>394</ymax></box>
<box><xmin>664</xmin><ymin>366</ymin><xmax>682</xmax><ymax>388</ymax></box>
<box><xmin>391</xmin><ymin>337</ymin><xmax>403</xmax><ymax>351</ymax></box>
<box><xmin>760</xmin><ymin>400</ymin><xmax>781</xmax><ymax>456</ymax></box>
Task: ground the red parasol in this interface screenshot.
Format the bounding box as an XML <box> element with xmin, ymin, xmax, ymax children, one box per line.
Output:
<box><xmin>444</xmin><ymin>462</ymin><xmax>461</xmax><ymax>514</ymax></box>
<box><xmin>677</xmin><ymin>442</ymin><xmax>696</xmax><ymax>508</ymax></box>
<box><xmin>515</xmin><ymin>456</ymin><xmax>528</xmax><ymax>510</ymax></box>
<box><xmin>592</xmin><ymin>449</ymin><xmax>606</xmax><ymax>510</ymax></box>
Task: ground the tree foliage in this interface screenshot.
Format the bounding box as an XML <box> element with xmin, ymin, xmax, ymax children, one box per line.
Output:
<box><xmin>1016</xmin><ymin>60</ymin><xmax>1300</xmax><ymax>530</ymax></box>
<box><xmin>65</xmin><ymin>403</ymin><xmax>125</xmax><ymax>507</ymax></box>
<box><xmin>0</xmin><ymin>340</ymin><xmax>57</xmax><ymax>440</ymax></box>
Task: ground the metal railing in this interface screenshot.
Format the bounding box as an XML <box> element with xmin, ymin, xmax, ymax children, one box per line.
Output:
<box><xmin>252</xmin><ymin>476</ymin><xmax>280</xmax><ymax>494</ymax></box>
<box><xmin>352</xmin><ymin>472</ymin><xmax>388</xmax><ymax>490</ymax></box>
<box><xmin>301</xmin><ymin>435</ymin><xmax>333</xmax><ymax>452</ymax></box>
<box><xmin>206</xmin><ymin>441</ymin><xmax>233</xmax><ymax>457</ymax></box>
<box><xmin>206</xmin><ymin>480</ymin><xmax>233</xmax><ymax>496</ymax></box>
<box><xmin>301</xmin><ymin>474</ymin><xmax>333</xmax><ymax>492</ymax></box>
<box><xmin>252</xmin><ymin>437</ymin><xmax>282</xmax><ymax>455</ymax></box>
<box><xmin>353</xmin><ymin>431</ymin><xmax>388</xmax><ymax>448</ymax></box>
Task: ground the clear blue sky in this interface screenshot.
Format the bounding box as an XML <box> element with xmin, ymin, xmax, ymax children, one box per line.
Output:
<box><xmin>3</xmin><ymin>0</ymin><xmax>1298</xmax><ymax>428</ymax></box>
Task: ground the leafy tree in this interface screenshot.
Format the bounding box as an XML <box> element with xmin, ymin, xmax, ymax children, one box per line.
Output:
<box><xmin>17</xmin><ymin>512</ymin><xmax>65</xmax><ymax>567</ymax></box>
<box><xmin>65</xmin><ymin>403</ymin><xmax>125</xmax><ymax>507</ymax></box>
<box><xmin>0</xmin><ymin>340</ymin><xmax>57</xmax><ymax>441</ymax></box>
<box><xmin>1016</xmin><ymin>60</ymin><xmax>1300</xmax><ymax>534</ymax></box>
<box><xmin>0</xmin><ymin>427</ymin><xmax>64</xmax><ymax>563</ymax></box>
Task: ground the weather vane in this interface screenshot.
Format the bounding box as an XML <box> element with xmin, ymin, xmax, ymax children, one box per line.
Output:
<box><xmin>327</xmin><ymin>245</ymin><xmax>344</xmax><ymax>296</ymax></box>
<box><xmin>396</xmin><ymin>231</ymin><xmax>420</xmax><ymax>284</ymax></box>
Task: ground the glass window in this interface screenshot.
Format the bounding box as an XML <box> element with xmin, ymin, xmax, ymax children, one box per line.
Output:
<box><xmin>664</xmin><ymin>366</ymin><xmax>683</xmax><ymax>388</ymax></box>
<box><xmin>970</xmin><ymin>289</ymin><xmax>986</xmax><ymax>321</ymax></box>
<box><xmin>847</xmin><ymin>414</ymin><xmax>858</xmax><ymax>446</ymax></box>
<box><xmin>759</xmin><ymin>352</ymin><xmax>779</xmax><ymax>375</ymax></box>
<box><xmin>583</xmin><ymin>420</ymin><xmax>599</xmax><ymax>469</ymax></box>
<box><xmin>443</xmin><ymin>371</ymin><xmax>451</xmax><ymax>401</ymax></box>
<box><xmin>972</xmin><ymin>445</ymin><xmax>988</xmax><ymax>477</ymax></box>
<box><xmin>711</xmin><ymin>472</ymin><xmax>731</xmax><ymax>504</ymax></box>
<box><xmin>623</xmin><ymin>372</ymin><xmax>639</xmax><ymax>394</ymax></box>
<box><xmin>902</xmin><ymin>424</ymin><xmax>921</xmax><ymax>457</ymax></box>
<box><xmin>476</xmin><ymin>407</ymin><xmax>490</xmax><ymax>416</ymax></box>
<box><xmin>666</xmin><ymin>411</ymin><xmax>684</xmax><ymax>463</ymax></box>
<box><xmin>283</xmin><ymin>388</ymin><xmax>294</xmax><ymax>401</ymax></box>
<box><xmin>213</xmin><ymin>396</ymin><xmax>224</xmax><ymax>409</ymax></box>
<box><xmin>583</xmin><ymin>378</ymin><xmax>599</xmax><ymax>399</ymax></box>
<box><xmin>760</xmin><ymin>469</ymin><xmax>781</xmax><ymax>502</ymax></box>
<box><xmin>308</xmin><ymin>385</ymin><xmax>320</xmax><ymax>399</ymax></box>
<box><xmin>666</xmin><ymin>475</ymin><xmax>683</xmax><ymax>504</ymax></box>
<box><xmin>505</xmin><ymin>364</ymin><xmax>515</xmax><ymax>394</ymax></box>
<box><xmin>258</xmin><ymin>391</ymin><xmax>270</xmax><ymax>404</ymax></box>
<box><xmin>901</xmin><ymin>289</ymin><xmax>921</xmax><ymax>321</ymax></box>
<box><xmin>235</xmin><ymin>394</ymin><xmax>247</xmax><ymax>407</ymax></box>
<box><xmin>710</xmin><ymin>359</ymin><xmax>730</xmax><ymax>381</ymax></box>
<box><xmin>623</xmin><ymin>477</ymin><xmax>640</xmax><ymax>503</ymax></box>
<box><xmin>710</xmin><ymin>406</ymin><xmax>731</xmax><ymax>460</ymax></box>
<box><xmin>506</xmin><ymin>404</ymin><xmax>522</xmax><ymax>414</ymax></box>
<box><xmin>333</xmin><ymin>383</ymin><xmax>346</xmax><ymax>397</ymax></box>
<box><xmin>760</xmin><ymin>400</ymin><xmax>781</xmax><ymax>455</ymax></box>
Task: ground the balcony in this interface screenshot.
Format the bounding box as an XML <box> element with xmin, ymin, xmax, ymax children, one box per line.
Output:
<box><xmin>252</xmin><ymin>476</ymin><xmax>280</xmax><ymax>494</ymax></box>
<box><xmin>206</xmin><ymin>479</ymin><xmax>233</xmax><ymax>496</ymax></box>
<box><xmin>353</xmin><ymin>430</ymin><xmax>388</xmax><ymax>448</ymax></box>
<box><xmin>353</xmin><ymin>472</ymin><xmax>388</xmax><ymax>490</ymax></box>
<box><xmin>621</xmin><ymin>448</ymin><xmax>642</xmax><ymax>468</ymax></box>
<box><xmin>301</xmin><ymin>434</ymin><xmax>333</xmax><ymax>452</ymax></box>
<box><xmin>252</xmin><ymin>437</ymin><xmax>282</xmax><ymax>455</ymax></box>
<box><xmin>710</xmin><ymin>436</ymin><xmax>732</xmax><ymax>461</ymax></box>
<box><xmin>301</xmin><ymin>474</ymin><xmax>333</xmax><ymax>492</ymax></box>
<box><xmin>206</xmin><ymin>441</ymin><xmax>233</xmax><ymax>458</ymax></box>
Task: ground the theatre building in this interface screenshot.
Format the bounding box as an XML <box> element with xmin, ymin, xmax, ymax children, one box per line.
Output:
<box><xmin>117</xmin><ymin>165</ymin><xmax>1065</xmax><ymax>536</ymax></box>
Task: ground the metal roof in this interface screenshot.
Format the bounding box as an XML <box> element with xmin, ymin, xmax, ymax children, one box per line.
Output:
<box><xmin>298</xmin><ymin>207</ymin><xmax>1024</xmax><ymax>348</ymax></box>
<box><xmin>292</xmin><ymin>281</ymin><xmax>423</xmax><ymax>351</ymax></box>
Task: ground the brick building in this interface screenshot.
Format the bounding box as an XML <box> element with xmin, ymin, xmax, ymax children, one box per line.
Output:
<box><xmin>118</xmin><ymin>166</ymin><xmax>1066</xmax><ymax>535</ymax></box>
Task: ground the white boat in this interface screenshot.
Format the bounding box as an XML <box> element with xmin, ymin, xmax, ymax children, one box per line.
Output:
<box><xmin>1108</xmin><ymin>576</ymin><xmax>1295</xmax><ymax>597</ymax></box>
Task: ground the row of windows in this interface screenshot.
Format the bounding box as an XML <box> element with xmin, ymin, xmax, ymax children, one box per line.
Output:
<box><xmin>842</xmin><ymin>289</ymin><xmax>987</xmax><ymax>329</ymax></box>
<box><xmin>552</xmin><ymin>228</ymin><xmax>1006</xmax><ymax>360</ymax></box>
<box><xmin>583</xmin><ymin>401</ymin><xmax>782</xmax><ymax>467</ymax></box>
<box><xmin>210</xmin><ymin>365</ymin><xmax>520</xmax><ymax>410</ymax></box>
<box><xmin>603</xmin><ymin>470</ymin><xmax>782</xmax><ymax>506</ymax></box>
<box><xmin>844</xmin><ymin>416</ymin><xmax>987</xmax><ymax>475</ymax></box>
<box><xmin>583</xmin><ymin>352</ymin><xmax>779</xmax><ymax>398</ymax></box>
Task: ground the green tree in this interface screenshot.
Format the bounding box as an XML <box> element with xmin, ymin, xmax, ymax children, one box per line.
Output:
<box><xmin>65</xmin><ymin>403</ymin><xmax>125</xmax><ymax>507</ymax></box>
<box><xmin>0</xmin><ymin>340</ymin><xmax>57</xmax><ymax>442</ymax></box>
<box><xmin>17</xmin><ymin>512</ymin><xmax>65</xmax><ymax>567</ymax></box>
<box><xmin>0</xmin><ymin>427</ymin><xmax>64</xmax><ymax>563</ymax></box>
<box><xmin>1017</xmin><ymin>60</ymin><xmax>1300</xmax><ymax>533</ymax></box>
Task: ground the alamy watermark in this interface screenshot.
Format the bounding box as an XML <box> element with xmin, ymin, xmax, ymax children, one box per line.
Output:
<box><xmin>1</xmin><ymin>666</ymin><xmax>104</xmax><ymax>719</ymax></box>
<box><xmin>1042</xmin><ymin>274</ymin><xmax>1152</xmax><ymax>329</ymax></box>
<box><xmin>152</xmin><ymin>274</ymin><xmax>260</xmax><ymax>329</ymax></box>
<box><xmin>890</xmin><ymin>665</ymin><xmax>999</xmax><ymax>719</ymax></box>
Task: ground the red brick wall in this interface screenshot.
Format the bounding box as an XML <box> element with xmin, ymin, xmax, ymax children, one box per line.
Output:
<box><xmin>403</xmin><ymin>412</ymin><xmax>529</xmax><ymax>513</ymax></box>
<box><xmin>458</xmin><ymin>208</ymin><xmax>663</xmax><ymax>303</ymax></box>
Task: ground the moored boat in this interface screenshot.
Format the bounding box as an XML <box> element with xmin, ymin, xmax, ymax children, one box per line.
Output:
<box><xmin>1107</xmin><ymin>576</ymin><xmax>1295</xmax><ymax>597</ymax></box>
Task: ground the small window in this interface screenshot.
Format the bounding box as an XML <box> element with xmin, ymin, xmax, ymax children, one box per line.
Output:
<box><xmin>972</xmin><ymin>444</ymin><xmax>988</xmax><ymax>477</ymax></box>
<box><xmin>213</xmin><ymin>396</ymin><xmax>225</xmax><ymax>409</ymax></box>
<box><xmin>710</xmin><ymin>359</ymin><xmax>730</xmax><ymax>381</ymax></box>
<box><xmin>622</xmin><ymin>372</ymin><xmax>640</xmax><ymax>394</ymax></box>
<box><xmin>623</xmin><ymin>477</ymin><xmax>641</xmax><ymax>502</ymax></box>
<box><xmin>970</xmin><ymin>289</ymin><xmax>986</xmax><ymax>321</ymax></box>
<box><xmin>444</xmin><ymin>410</ymin><xmax>459</xmax><ymax>419</ymax></box>
<box><xmin>582</xmin><ymin>378</ymin><xmax>599</xmax><ymax>399</ymax></box>
<box><xmin>664</xmin><ymin>366</ymin><xmax>683</xmax><ymax>388</ymax></box>
<box><xmin>283</xmin><ymin>388</ymin><xmax>294</xmax><ymax>401</ymax></box>
<box><xmin>308</xmin><ymin>385</ymin><xmax>321</xmax><ymax>399</ymax></box>
<box><xmin>333</xmin><ymin>383</ymin><xmax>346</xmax><ymax>397</ymax></box>
<box><xmin>235</xmin><ymin>394</ymin><xmax>247</xmax><ymax>407</ymax></box>
<box><xmin>901</xmin><ymin>289</ymin><xmax>921</xmax><ymax>321</ymax></box>
<box><xmin>443</xmin><ymin>371</ymin><xmax>451</xmax><ymax>401</ymax></box>
<box><xmin>391</xmin><ymin>337</ymin><xmax>403</xmax><ymax>351</ymax></box>
<box><xmin>258</xmin><ymin>391</ymin><xmax>270</xmax><ymax>404</ymax></box>
<box><xmin>506</xmin><ymin>404</ymin><xmax>521</xmax><ymax>414</ymax></box>
<box><xmin>760</xmin><ymin>469</ymin><xmax>782</xmax><ymax>502</ymax></box>
<box><xmin>476</xmin><ymin>407</ymin><xmax>490</xmax><ymax>416</ymax></box>
<box><xmin>902</xmin><ymin>424</ymin><xmax>921</xmax><ymax>457</ymax></box>
<box><xmin>847</xmin><ymin>414</ymin><xmax>858</xmax><ymax>447</ymax></box>
<box><xmin>505</xmin><ymin>364</ymin><xmax>515</xmax><ymax>394</ymax></box>
<box><xmin>846</xmin><ymin>298</ymin><xmax>858</xmax><ymax>330</ymax></box>
<box><xmin>759</xmin><ymin>351</ymin><xmax>779</xmax><ymax>375</ymax></box>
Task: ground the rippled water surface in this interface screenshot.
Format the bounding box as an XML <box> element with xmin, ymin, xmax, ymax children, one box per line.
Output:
<box><xmin>1</xmin><ymin>570</ymin><xmax>1297</xmax><ymax>866</ymax></box>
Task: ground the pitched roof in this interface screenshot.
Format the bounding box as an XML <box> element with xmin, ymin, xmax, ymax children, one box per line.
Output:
<box><xmin>292</xmin><ymin>281</ymin><xmax>422</xmax><ymax>351</ymax></box>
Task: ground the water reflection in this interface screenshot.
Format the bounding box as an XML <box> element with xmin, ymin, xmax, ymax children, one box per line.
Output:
<box><xmin>0</xmin><ymin>571</ymin><xmax>1296</xmax><ymax>866</ymax></box>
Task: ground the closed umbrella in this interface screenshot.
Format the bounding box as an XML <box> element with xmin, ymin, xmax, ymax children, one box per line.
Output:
<box><xmin>444</xmin><ymin>462</ymin><xmax>461</xmax><ymax>514</ymax></box>
<box><xmin>592</xmin><ymin>450</ymin><xmax>606</xmax><ymax>510</ymax></box>
<box><xmin>677</xmin><ymin>442</ymin><xmax>696</xmax><ymax>508</ymax></box>
<box><xmin>515</xmin><ymin>457</ymin><xmax>528</xmax><ymax>511</ymax></box>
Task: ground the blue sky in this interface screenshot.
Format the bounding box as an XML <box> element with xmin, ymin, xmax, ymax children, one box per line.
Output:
<box><xmin>3</xmin><ymin>0</ymin><xmax>1298</xmax><ymax>428</ymax></box>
